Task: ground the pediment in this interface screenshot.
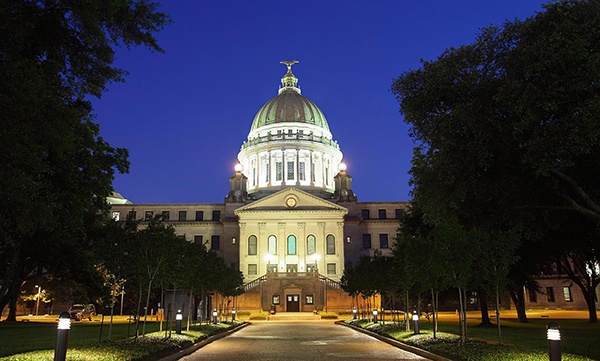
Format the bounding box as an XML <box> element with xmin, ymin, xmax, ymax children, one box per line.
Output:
<box><xmin>234</xmin><ymin>187</ymin><xmax>347</xmax><ymax>215</ymax></box>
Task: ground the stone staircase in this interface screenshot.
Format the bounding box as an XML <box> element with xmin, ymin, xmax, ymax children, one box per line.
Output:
<box><xmin>266</xmin><ymin>312</ymin><xmax>321</xmax><ymax>321</ymax></box>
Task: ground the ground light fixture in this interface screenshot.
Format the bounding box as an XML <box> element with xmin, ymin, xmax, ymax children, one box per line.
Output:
<box><xmin>412</xmin><ymin>312</ymin><xmax>420</xmax><ymax>334</ymax></box>
<box><xmin>232</xmin><ymin>308</ymin><xmax>236</xmax><ymax>322</ymax></box>
<box><xmin>54</xmin><ymin>311</ymin><xmax>71</xmax><ymax>361</ymax></box>
<box><xmin>212</xmin><ymin>309</ymin><xmax>218</xmax><ymax>324</ymax></box>
<box><xmin>175</xmin><ymin>310</ymin><xmax>183</xmax><ymax>334</ymax></box>
<box><xmin>372</xmin><ymin>308</ymin><xmax>378</xmax><ymax>323</ymax></box>
<box><xmin>547</xmin><ymin>322</ymin><xmax>561</xmax><ymax>361</ymax></box>
<box><xmin>353</xmin><ymin>307</ymin><xmax>357</xmax><ymax>320</ymax></box>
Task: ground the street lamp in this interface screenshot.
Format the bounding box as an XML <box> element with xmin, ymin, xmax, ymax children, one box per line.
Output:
<box><xmin>212</xmin><ymin>309</ymin><xmax>218</xmax><ymax>324</ymax></box>
<box><xmin>35</xmin><ymin>285</ymin><xmax>41</xmax><ymax>316</ymax></box>
<box><xmin>232</xmin><ymin>308</ymin><xmax>236</xmax><ymax>322</ymax></box>
<box><xmin>175</xmin><ymin>310</ymin><xmax>183</xmax><ymax>334</ymax></box>
<box><xmin>353</xmin><ymin>307</ymin><xmax>357</xmax><ymax>320</ymax></box>
<box><xmin>547</xmin><ymin>322</ymin><xmax>561</xmax><ymax>361</ymax></box>
<box><xmin>373</xmin><ymin>308</ymin><xmax>378</xmax><ymax>323</ymax></box>
<box><xmin>412</xmin><ymin>311</ymin><xmax>420</xmax><ymax>334</ymax></box>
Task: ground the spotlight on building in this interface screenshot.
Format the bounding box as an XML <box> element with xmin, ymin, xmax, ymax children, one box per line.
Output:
<box><xmin>234</xmin><ymin>163</ymin><xmax>243</xmax><ymax>173</ymax></box>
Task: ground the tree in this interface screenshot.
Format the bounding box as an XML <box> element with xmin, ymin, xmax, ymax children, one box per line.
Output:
<box><xmin>391</xmin><ymin>0</ymin><xmax>600</xmax><ymax>321</ymax></box>
<box><xmin>0</xmin><ymin>0</ymin><xmax>170</xmax><ymax>320</ymax></box>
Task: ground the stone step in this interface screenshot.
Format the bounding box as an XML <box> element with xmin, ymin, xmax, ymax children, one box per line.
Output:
<box><xmin>266</xmin><ymin>312</ymin><xmax>321</xmax><ymax>321</ymax></box>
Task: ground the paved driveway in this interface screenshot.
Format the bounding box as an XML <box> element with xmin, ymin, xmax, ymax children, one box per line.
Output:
<box><xmin>179</xmin><ymin>320</ymin><xmax>430</xmax><ymax>361</ymax></box>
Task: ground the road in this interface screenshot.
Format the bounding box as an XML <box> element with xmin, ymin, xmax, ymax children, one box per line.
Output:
<box><xmin>179</xmin><ymin>320</ymin><xmax>430</xmax><ymax>361</ymax></box>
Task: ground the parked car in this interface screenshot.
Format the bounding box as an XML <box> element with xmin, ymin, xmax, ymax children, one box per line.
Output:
<box><xmin>68</xmin><ymin>304</ymin><xmax>96</xmax><ymax>321</ymax></box>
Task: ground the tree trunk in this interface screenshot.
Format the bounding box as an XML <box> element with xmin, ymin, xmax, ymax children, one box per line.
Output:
<box><xmin>508</xmin><ymin>288</ymin><xmax>528</xmax><ymax>323</ymax></box>
<box><xmin>495</xmin><ymin>286</ymin><xmax>502</xmax><ymax>345</ymax></box>
<box><xmin>431</xmin><ymin>288</ymin><xmax>437</xmax><ymax>339</ymax></box>
<box><xmin>405</xmin><ymin>289</ymin><xmax>410</xmax><ymax>332</ymax></box>
<box><xmin>478</xmin><ymin>290</ymin><xmax>493</xmax><ymax>326</ymax></box>
<box><xmin>585</xmin><ymin>289</ymin><xmax>598</xmax><ymax>322</ymax></box>
<box><xmin>458</xmin><ymin>286</ymin><xmax>466</xmax><ymax>346</ymax></box>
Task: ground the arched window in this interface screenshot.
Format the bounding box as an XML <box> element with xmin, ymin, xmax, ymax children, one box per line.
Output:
<box><xmin>307</xmin><ymin>235</ymin><xmax>316</xmax><ymax>255</ymax></box>
<box><xmin>248</xmin><ymin>235</ymin><xmax>257</xmax><ymax>255</ymax></box>
<box><xmin>326</xmin><ymin>234</ymin><xmax>335</xmax><ymax>255</ymax></box>
<box><xmin>287</xmin><ymin>235</ymin><xmax>297</xmax><ymax>255</ymax></box>
<box><xmin>268</xmin><ymin>235</ymin><xmax>277</xmax><ymax>255</ymax></box>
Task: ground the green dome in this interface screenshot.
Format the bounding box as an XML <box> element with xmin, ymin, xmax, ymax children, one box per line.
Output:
<box><xmin>250</xmin><ymin>89</ymin><xmax>330</xmax><ymax>132</ymax></box>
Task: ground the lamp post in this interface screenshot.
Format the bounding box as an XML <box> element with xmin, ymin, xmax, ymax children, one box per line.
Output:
<box><xmin>232</xmin><ymin>308</ymin><xmax>236</xmax><ymax>322</ymax></box>
<box><xmin>412</xmin><ymin>311</ymin><xmax>420</xmax><ymax>334</ymax></box>
<box><xmin>372</xmin><ymin>308</ymin><xmax>378</xmax><ymax>323</ymax></box>
<box><xmin>547</xmin><ymin>322</ymin><xmax>561</xmax><ymax>361</ymax></box>
<box><xmin>313</xmin><ymin>254</ymin><xmax>320</xmax><ymax>272</ymax></box>
<box><xmin>353</xmin><ymin>307</ymin><xmax>357</xmax><ymax>320</ymax></box>
<box><xmin>54</xmin><ymin>311</ymin><xmax>71</xmax><ymax>361</ymax></box>
<box><xmin>120</xmin><ymin>286</ymin><xmax>125</xmax><ymax>316</ymax></box>
<box><xmin>35</xmin><ymin>285</ymin><xmax>41</xmax><ymax>316</ymax></box>
<box><xmin>212</xmin><ymin>309</ymin><xmax>218</xmax><ymax>324</ymax></box>
<box><xmin>175</xmin><ymin>310</ymin><xmax>183</xmax><ymax>334</ymax></box>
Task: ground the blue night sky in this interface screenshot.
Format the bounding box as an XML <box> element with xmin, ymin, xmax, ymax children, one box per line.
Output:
<box><xmin>93</xmin><ymin>0</ymin><xmax>548</xmax><ymax>204</ymax></box>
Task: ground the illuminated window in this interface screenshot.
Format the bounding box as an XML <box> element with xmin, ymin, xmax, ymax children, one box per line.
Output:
<box><xmin>248</xmin><ymin>235</ymin><xmax>257</xmax><ymax>255</ymax></box>
<box><xmin>287</xmin><ymin>161</ymin><xmax>295</xmax><ymax>180</ymax></box>
<box><xmin>268</xmin><ymin>235</ymin><xmax>277</xmax><ymax>255</ymax></box>
<box><xmin>144</xmin><ymin>211</ymin><xmax>153</xmax><ymax>221</ymax></box>
<box><xmin>379</xmin><ymin>234</ymin><xmax>389</xmax><ymax>248</ymax></box>
<box><xmin>287</xmin><ymin>235</ymin><xmax>297</xmax><ymax>255</ymax></box>
<box><xmin>563</xmin><ymin>287</ymin><xmax>572</xmax><ymax>302</ymax></box>
<box><xmin>111</xmin><ymin>211</ymin><xmax>120</xmax><ymax>221</ymax></box>
<box><xmin>299</xmin><ymin>162</ymin><xmax>306</xmax><ymax>181</ymax></box>
<box><xmin>307</xmin><ymin>235</ymin><xmax>316</xmax><ymax>255</ymax></box>
<box><xmin>305</xmin><ymin>295</ymin><xmax>314</xmax><ymax>305</ymax></box>
<box><xmin>326</xmin><ymin>235</ymin><xmax>335</xmax><ymax>254</ymax></box>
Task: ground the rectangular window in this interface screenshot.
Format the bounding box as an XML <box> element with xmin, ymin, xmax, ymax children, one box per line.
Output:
<box><xmin>276</xmin><ymin>162</ymin><xmax>282</xmax><ymax>181</ymax></box>
<box><xmin>326</xmin><ymin>263</ymin><xmax>336</xmax><ymax>275</ymax></box>
<box><xmin>379</xmin><ymin>234</ymin><xmax>389</xmax><ymax>249</ymax></box>
<box><xmin>546</xmin><ymin>287</ymin><xmax>555</xmax><ymax>302</ymax></box>
<box><xmin>311</xmin><ymin>163</ymin><xmax>315</xmax><ymax>182</ymax></box>
<box><xmin>287</xmin><ymin>161</ymin><xmax>295</xmax><ymax>180</ymax></box>
<box><xmin>178</xmin><ymin>211</ymin><xmax>187</xmax><ymax>221</ymax></box>
<box><xmin>395</xmin><ymin>209</ymin><xmax>404</xmax><ymax>219</ymax></box>
<box><xmin>563</xmin><ymin>286</ymin><xmax>572</xmax><ymax>302</ymax></box>
<box><xmin>362</xmin><ymin>234</ymin><xmax>372</xmax><ymax>249</ymax></box>
<box><xmin>305</xmin><ymin>294</ymin><xmax>313</xmax><ymax>305</ymax></box>
<box><xmin>161</xmin><ymin>211</ymin><xmax>170</xmax><ymax>220</ymax></box>
<box><xmin>194</xmin><ymin>235</ymin><xmax>203</xmax><ymax>245</ymax></box>
<box><xmin>378</xmin><ymin>209</ymin><xmax>387</xmax><ymax>219</ymax></box>
<box><xmin>144</xmin><ymin>211</ymin><xmax>153</xmax><ymax>221</ymax></box>
<box><xmin>111</xmin><ymin>211</ymin><xmax>120</xmax><ymax>221</ymax></box>
<box><xmin>272</xmin><ymin>295</ymin><xmax>280</xmax><ymax>305</ymax></box>
<box><xmin>248</xmin><ymin>264</ymin><xmax>257</xmax><ymax>275</ymax></box>
<box><xmin>195</xmin><ymin>211</ymin><xmax>203</xmax><ymax>221</ymax></box>
<box><xmin>529</xmin><ymin>289</ymin><xmax>538</xmax><ymax>303</ymax></box>
<box><xmin>212</xmin><ymin>210</ymin><xmax>221</xmax><ymax>221</ymax></box>
<box><xmin>361</xmin><ymin>209</ymin><xmax>370</xmax><ymax>220</ymax></box>
<box><xmin>211</xmin><ymin>235</ymin><xmax>220</xmax><ymax>251</ymax></box>
<box><xmin>299</xmin><ymin>162</ymin><xmax>306</xmax><ymax>181</ymax></box>
<box><xmin>128</xmin><ymin>210</ymin><xmax>136</xmax><ymax>220</ymax></box>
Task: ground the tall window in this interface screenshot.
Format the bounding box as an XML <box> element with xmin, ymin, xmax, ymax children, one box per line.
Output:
<box><xmin>127</xmin><ymin>210</ymin><xmax>136</xmax><ymax>220</ymax></box>
<box><xmin>529</xmin><ymin>289</ymin><xmax>538</xmax><ymax>303</ymax></box>
<box><xmin>268</xmin><ymin>235</ymin><xmax>277</xmax><ymax>255</ymax></box>
<box><xmin>326</xmin><ymin>235</ymin><xmax>335</xmax><ymax>254</ymax></box>
<box><xmin>395</xmin><ymin>209</ymin><xmax>404</xmax><ymax>219</ymax></box>
<box><xmin>378</xmin><ymin>209</ymin><xmax>387</xmax><ymax>219</ymax></box>
<box><xmin>211</xmin><ymin>235</ymin><xmax>220</xmax><ymax>251</ymax></box>
<box><xmin>287</xmin><ymin>235</ymin><xmax>297</xmax><ymax>255</ymax></box>
<box><xmin>362</xmin><ymin>234</ymin><xmax>372</xmax><ymax>249</ymax></box>
<box><xmin>195</xmin><ymin>211</ymin><xmax>203</xmax><ymax>221</ymax></box>
<box><xmin>248</xmin><ymin>235</ymin><xmax>257</xmax><ymax>255</ymax></box>
<box><xmin>299</xmin><ymin>162</ymin><xmax>306</xmax><ymax>181</ymax></box>
<box><xmin>379</xmin><ymin>234</ymin><xmax>389</xmax><ymax>249</ymax></box>
<box><xmin>546</xmin><ymin>287</ymin><xmax>555</xmax><ymax>302</ymax></box>
<box><xmin>178</xmin><ymin>211</ymin><xmax>187</xmax><ymax>221</ymax></box>
<box><xmin>307</xmin><ymin>235</ymin><xmax>316</xmax><ymax>255</ymax></box>
<box><xmin>361</xmin><ymin>209</ymin><xmax>370</xmax><ymax>220</ymax></box>
<box><xmin>287</xmin><ymin>161</ymin><xmax>295</xmax><ymax>180</ymax></box>
<box><xmin>161</xmin><ymin>211</ymin><xmax>170</xmax><ymax>220</ymax></box>
<box><xmin>311</xmin><ymin>163</ymin><xmax>315</xmax><ymax>182</ymax></box>
<box><xmin>276</xmin><ymin>162</ymin><xmax>282</xmax><ymax>181</ymax></box>
<box><xmin>111</xmin><ymin>211</ymin><xmax>120</xmax><ymax>221</ymax></box>
<box><xmin>194</xmin><ymin>235</ymin><xmax>203</xmax><ymax>245</ymax></box>
<box><xmin>563</xmin><ymin>286</ymin><xmax>572</xmax><ymax>302</ymax></box>
<box><xmin>265</xmin><ymin>159</ymin><xmax>270</xmax><ymax>182</ymax></box>
<box><xmin>212</xmin><ymin>210</ymin><xmax>220</xmax><ymax>221</ymax></box>
<box><xmin>144</xmin><ymin>211</ymin><xmax>153</xmax><ymax>221</ymax></box>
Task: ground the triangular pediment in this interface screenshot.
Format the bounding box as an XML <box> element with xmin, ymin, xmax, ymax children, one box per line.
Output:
<box><xmin>234</xmin><ymin>187</ymin><xmax>347</xmax><ymax>215</ymax></box>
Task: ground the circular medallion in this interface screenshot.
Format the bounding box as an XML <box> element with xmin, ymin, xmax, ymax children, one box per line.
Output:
<box><xmin>285</xmin><ymin>197</ymin><xmax>297</xmax><ymax>208</ymax></box>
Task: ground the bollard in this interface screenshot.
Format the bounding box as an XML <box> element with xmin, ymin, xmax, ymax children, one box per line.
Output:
<box><xmin>372</xmin><ymin>308</ymin><xmax>378</xmax><ymax>323</ymax></box>
<box><xmin>54</xmin><ymin>311</ymin><xmax>71</xmax><ymax>361</ymax></box>
<box><xmin>212</xmin><ymin>309</ymin><xmax>218</xmax><ymax>324</ymax></box>
<box><xmin>547</xmin><ymin>322</ymin><xmax>561</xmax><ymax>361</ymax></box>
<box><xmin>175</xmin><ymin>310</ymin><xmax>183</xmax><ymax>334</ymax></box>
<box><xmin>232</xmin><ymin>308</ymin><xmax>236</xmax><ymax>322</ymax></box>
<box><xmin>353</xmin><ymin>307</ymin><xmax>357</xmax><ymax>320</ymax></box>
<box><xmin>412</xmin><ymin>311</ymin><xmax>420</xmax><ymax>334</ymax></box>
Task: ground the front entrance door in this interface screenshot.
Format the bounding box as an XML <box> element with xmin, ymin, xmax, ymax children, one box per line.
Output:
<box><xmin>286</xmin><ymin>294</ymin><xmax>300</xmax><ymax>312</ymax></box>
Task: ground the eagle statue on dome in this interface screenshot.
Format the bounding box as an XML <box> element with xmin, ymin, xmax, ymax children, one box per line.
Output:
<box><xmin>280</xmin><ymin>60</ymin><xmax>298</xmax><ymax>72</ymax></box>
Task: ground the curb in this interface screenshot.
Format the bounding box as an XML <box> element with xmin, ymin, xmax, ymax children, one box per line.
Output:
<box><xmin>158</xmin><ymin>322</ymin><xmax>250</xmax><ymax>361</ymax></box>
<box><xmin>336</xmin><ymin>321</ymin><xmax>452</xmax><ymax>361</ymax></box>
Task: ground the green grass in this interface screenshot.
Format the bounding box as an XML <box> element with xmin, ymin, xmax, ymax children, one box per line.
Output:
<box><xmin>0</xmin><ymin>320</ymin><xmax>235</xmax><ymax>360</ymax></box>
<box><xmin>348</xmin><ymin>318</ymin><xmax>600</xmax><ymax>361</ymax></box>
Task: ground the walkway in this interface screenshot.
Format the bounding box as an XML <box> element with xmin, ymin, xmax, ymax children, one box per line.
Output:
<box><xmin>179</xmin><ymin>320</ymin><xmax>430</xmax><ymax>361</ymax></box>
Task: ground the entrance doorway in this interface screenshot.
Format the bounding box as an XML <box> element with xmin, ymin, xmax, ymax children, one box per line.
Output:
<box><xmin>286</xmin><ymin>294</ymin><xmax>300</xmax><ymax>312</ymax></box>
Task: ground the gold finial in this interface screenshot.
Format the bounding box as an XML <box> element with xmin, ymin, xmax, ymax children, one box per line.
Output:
<box><xmin>280</xmin><ymin>60</ymin><xmax>299</xmax><ymax>73</ymax></box>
